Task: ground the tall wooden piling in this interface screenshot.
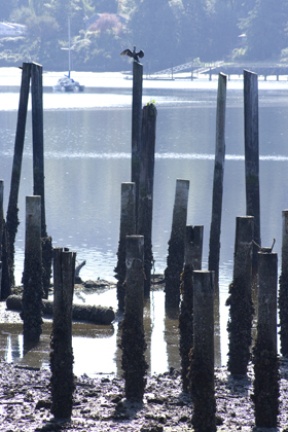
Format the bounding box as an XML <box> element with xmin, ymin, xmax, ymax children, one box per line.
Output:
<box><xmin>165</xmin><ymin>179</ymin><xmax>190</xmax><ymax>308</ymax></box>
<box><xmin>208</xmin><ymin>73</ymin><xmax>227</xmax><ymax>284</ymax></box>
<box><xmin>31</xmin><ymin>63</ymin><xmax>46</xmax><ymax>235</ymax></box>
<box><xmin>6</xmin><ymin>63</ymin><xmax>31</xmax><ymax>284</ymax></box>
<box><xmin>253</xmin><ymin>251</ymin><xmax>279</xmax><ymax>428</ymax></box>
<box><xmin>227</xmin><ymin>216</ymin><xmax>254</xmax><ymax>377</ymax></box>
<box><xmin>131</xmin><ymin>60</ymin><xmax>143</xmax><ymax>225</ymax></box>
<box><xmin>50</xmin><ymin>247</ymin><xmax>76</xmax><ymax>420</ymax></box>
<box><xmin>244</xmin><ymin>70</ymin><xmax>261</xmax><ymax>274</ymax></box>
<box><xmin>279</xmin><ymin>209</ymin><xmax>288</xmax><ymax>356</ymax></box>
<box><xmin>121</xmin><ymin>235</ymin><xmax>147</xmax><ymax>401</ymax></box>
<box><xmin>114</xmin><ymin>182</ymin><xmax>136</xmax><ymax>311</ymax></box>
<box><xmin>22</xmin><ymin>196</ymin><xmax>43</xmax><ymax>349</ymax></box>
<box><xmin>191</xmin><ymin>270</ymin><xmax>216</xmax><ymax>432</ymax></box>
<box><xmin>179</xmin><ymin>225</ymin><xmax>203</xmax><ymax>392</ymax></box>
<box><xmin>138</xmin><ymin>103</ymin><xmax>157</xmax><ymax>297</ymax></box>
<box><xmin>31</xmin><ymin>63</ymin><xmax>52</xmax><ymax>296</ymax></box>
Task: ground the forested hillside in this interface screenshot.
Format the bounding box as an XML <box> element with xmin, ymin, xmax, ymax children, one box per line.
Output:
<box><xmin>1</xmin><ymin>0</ymin><xmax>288</xmax><ymax>72</ymax></box>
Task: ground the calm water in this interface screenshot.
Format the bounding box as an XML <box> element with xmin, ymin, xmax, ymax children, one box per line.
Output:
<box><xmin>0</xmin><ymin>73</ymin><xmax>288</xmax><ymax>376</ymax></box>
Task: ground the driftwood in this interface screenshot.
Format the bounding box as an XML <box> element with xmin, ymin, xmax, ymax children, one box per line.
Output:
<box><xmin>75</xmin><ymin>260</ymin><xmax>86</xmax><ymax>283</ymax></box>
<box><xmin>6</xmin><ymin>294</ymin><xmax>115</xmax><ymax>325</ymax></box>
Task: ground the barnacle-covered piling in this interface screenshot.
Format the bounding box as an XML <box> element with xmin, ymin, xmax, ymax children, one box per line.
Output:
<box><xmin>121</xmin><ymin>235</ymin><xmax>147</xmax><ymax>401</ymax></box>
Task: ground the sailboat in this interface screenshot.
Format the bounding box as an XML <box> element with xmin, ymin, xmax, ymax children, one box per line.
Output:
<box><xmin>53</xmin><ymin>18</ymin><xmax>84</xmax><ymax>92</ymax></box>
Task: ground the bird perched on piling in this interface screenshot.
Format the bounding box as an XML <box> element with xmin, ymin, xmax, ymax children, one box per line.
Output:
<box><xmin>121</xmin><ymin>46</ymin><xmax>144</xmax><ymax>63</ymax></box>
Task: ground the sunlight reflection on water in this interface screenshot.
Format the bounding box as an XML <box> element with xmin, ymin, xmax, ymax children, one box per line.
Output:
<box><xmin>0</xmin><ymin>274</ymin><xmax>232</xmax><ymax>378</ymax></box>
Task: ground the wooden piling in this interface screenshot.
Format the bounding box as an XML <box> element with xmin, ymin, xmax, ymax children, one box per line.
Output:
<box><xmin>208</xmin><ymin>73</ymin><xmax>227</xmax><ymax>284</ymax></box>
<box><xmin>253</xmin><ymin>251</ymin><xmax>279</xmax><ymax>428</ymax></box>
<box><xmin>131</xmin><ymin>60</ymin><xmax>143</xmax><ymax>225</ymax></box>
<box><xmin>0</xmin><ymin>181</ymin><xmax>3</xmax><ymax>299</ymax></box>
<box><xmin>184</xmin><ymin>225</ymin><xmax>203</xmax><ymax>271</ymax></box>
<box><xmin>50</xmin><ymin>247</ymin><xmax>76</xmax><ymax>420</ymax></box>
<box><xmin>31</xmin><ymin>63</ymin><xmax>46</xmax><ymax>235</ymax></box>
<box><xmin>279</xmin><ymin>209</ymin><xmax>288</xmax><ymax>356</ymax></box>
<box><xmin>0</xmin><ymin>181</ymin><xmax>4</xmax><ymax>261</ymax></box>
<box><xmin>22</xmin><ymin>196</ymin><xmax>43</xmax><ymax>348</ymax></box>
<box><xmin>165</xmin><ymin>179</ymin><xmax>190</xmax><ymax>308</ymax></box>
<box><xmin>227</xmin><ymin>216</ymin><xmax>254</xmax><ymax>377</ymax></box>
<box><xmin>31</xmin><ymin>63</ymin><xmax>52</xmax><ymax>296</ymax></box>
<box><xmin>0</xmin><ymin>222</ymin><xmax>11</xmax><ymax>300</ymax></box>
<box><xmin>244</xmin><ymin>70</ymin><xmax>261</xmax><ymax>274</ymax></box>
<box><xmin>179</xmin><ymin>225</ymin><xmax>203</xmax><ymax>392</ymax></box>
<box><xmin>0</xmin><ymin>180</ymin><xmax>11</xmax><ymax>301</ymax></box>
<box><xmin>114</xmin><ymin>182</ymin><xmax>136</xmax><ymax>311</ymax></box>
<box><xmin>191</xmin><ymin>270</ymin><xmax>216</xmax><ymax>432</ymax></box>
<box><xmin>138</xmin><ymin>103</ymin><xmax>157</xmax><ymax>297</ymax></box>
<box><xmin>6</xmin><ymin>63</ymin><xmax>31</xmax><ymax>284</ymax></box>
<box><xmin>121</xmin><ymin>235</ymin><xmax>147</xmax><ymax>401</ymax></box>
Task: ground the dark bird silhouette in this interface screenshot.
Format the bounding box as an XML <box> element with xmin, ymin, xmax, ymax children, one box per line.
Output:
<box><xmin>121</xmin><ymin>46</ymin><xmax>144</xmax><ymax>63</ymax></box>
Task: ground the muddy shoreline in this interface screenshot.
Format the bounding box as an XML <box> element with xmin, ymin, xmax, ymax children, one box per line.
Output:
<box><xmin>0</xmin><ymin>284</ymin><xmax>288</xmax><ymax>431</ymax></box>
<box><xmin>0</xmin><ymin>359</ymin><xmax>287</xmax><ymax>431</ymax></box>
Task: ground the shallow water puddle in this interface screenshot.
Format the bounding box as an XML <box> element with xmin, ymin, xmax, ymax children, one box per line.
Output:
<box><xmin>0</xmin><ymin>287</ymin><xmax>222</xmax><ymax>377</ymax></box>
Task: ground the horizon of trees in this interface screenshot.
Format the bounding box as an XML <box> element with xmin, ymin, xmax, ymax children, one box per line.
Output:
<box><xmin>0</xmin><ymin>0</ymin><xmax>288</xmax><ymax>72</ymax></box>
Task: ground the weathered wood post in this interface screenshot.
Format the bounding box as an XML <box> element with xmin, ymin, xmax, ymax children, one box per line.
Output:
<box><xmin>22</xmin><ymin>196</ymin><xmax>43</xmax><ymax>349</ymax></box>
<box><xmin>31</xmin><ymin>62</ymin><xmax>52</xmax><ymax>298</ymax></box>
<box><xmin>0</xmin><ymin>182</ymin><xmax>4</xmax><ymax>294</ymax></box>
<box><xmin>0</xmin><ymin>225</ymin><xmax>10</xmax><ymax>300</ymax></box>
<box><xmin>279</xmin><ymin>209</ymin><xmax>288</xmax><ymax>356</ymax></box>
<box><xmin>31</xmin><ymin>63</ymin><xmax>45</xmax><ymax>236</ymax></box>
<box><xmin>227</xmin><ymin>216</ymin><xmax>254</xmax><ymax>377</ymax></box>
<box><xmin>191</xmin><ymin>270</ymin><xmax>216</xmax><ymax>432</ymax></box>
<box><xmin>50</xmin><ymin>247</ymin><xmax>76</xmax><ymax>420</ymax></box>
<box><xmin>0</xmin><ymin>180</ymin><xmax>5</xmax><ymax>300</ymax></box>
<box><xmin>184</xmin><ymin>225</ymin><xmax>203</xmax><ymax>271</ymax></box>
<box><xmin>0</xmin><ymin>180</ymin><xmax>11</xmax><ymax>301</ymax></box>
<box><xmin>6</xmin><ymin>62</ymin><xmax>31</xmax><ymax>285</ymax></box>
<box><xmin>114</xmin><ymin>182</ymin><xmax>136</xmax><ymax>311</ymax></box>
<box><xmin>179</xmin><ymin>225</ymin><xmax>203</xmax><ymax>392</ymax></box>
<box><xmin>208</xmin><ymin>73</ymin><xmax>227</xmax><ymax>284</ymax></box>
<box><xmin>131</xmin><ymin>57</ymin><xmax>143</xmax><ymax>227</ymax></box>
<box><xmin>253</xmin><ymin>251</ymin><xmax>279</xmax><ymax>428</ymax></box>
<box><xmin>121</xmin><ymin>235</ymin><xmax>147</xmax><ymax>401</ymax></box>
<box><xmin>138</xmin><ymin>103</ymin><xmax>157</xmax><ymax>297</ymax></box>
<box><xmin>0</xmin><ymin>181</ymin><xmax>4</xmax><ymax>261</ymax></box>
<box><xmin>244</xmin><ymin>70</ymin><xmax>261</xmax><ymax>276</ymax></box>
<box><xmin>165</xmin><ymin>179</ymin><xmax>190</xmax><ymax>308</ymax></box>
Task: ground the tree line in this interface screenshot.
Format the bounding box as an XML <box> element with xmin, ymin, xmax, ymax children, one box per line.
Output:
<box><xmin>1</xmin><ymin>0</ymin><xmax>288</xmax><ymax>72</ymax></box>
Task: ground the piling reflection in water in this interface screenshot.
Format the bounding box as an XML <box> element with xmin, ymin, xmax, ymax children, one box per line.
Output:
<box><xmin>0</xmin><ymin>286</ymin><xmax>222</xmax><ymax>377</ymax></box>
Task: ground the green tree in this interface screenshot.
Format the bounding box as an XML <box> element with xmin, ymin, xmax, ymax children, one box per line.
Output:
<box><xmin>205</xmin><ymin>0</ymin><xmax>239</xmax><ymax>60</ymax></box>
<box><xmin>128</xmin><ymin>0</ymin><xmax>182</xmax><ymax>72</ymax></box>
<box><xmin>4</xmin><ymin>0</ymin><xmax>288</xmax><ymax>71</ymax></box>
<box><xmin>180</xmin><ymin>0</ymin><xmax>208</xmax><ymax>61</ymax></box>
<box><xmin>241</xmin><ymin>0</ymin><xmax>288</xmax><ymax>61</ymax></box>
<box><xmin>74</xmin><ymin>11</ymin><xmax>129</xmax><ymax>70</ymax></box>
<box><xmin>90</xmin><ymin>0</ymin><xmax>118</xmax><ymax>13</ymax></box>
<box><xmin>1</xmin><ymin>0</ymin><xmax>19</xmax><ymax>20</ymax></box>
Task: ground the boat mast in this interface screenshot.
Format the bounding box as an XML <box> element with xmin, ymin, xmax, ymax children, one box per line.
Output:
<box><xmin>68</xmin><ymin>16</ymin><xmax>71</xmax><ymax>78</ymax></box>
